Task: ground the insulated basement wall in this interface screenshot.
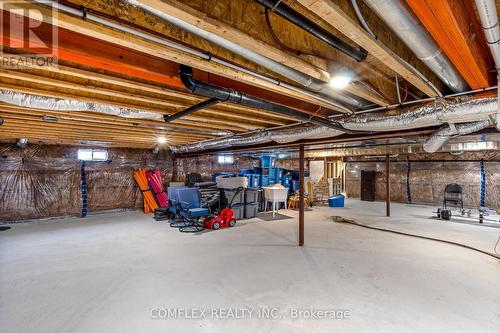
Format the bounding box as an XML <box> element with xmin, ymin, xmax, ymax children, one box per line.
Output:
<box><xmin>0</xmin><ymin>144</ymin><xmax>173</xmax><ymax>222</ymax></box>
<box><xmin>345</xmin><ymin>151</ymin><xmax>500</xmax><ymax>209</ymax></box>
<box><xmin>172</xmin><ymin>155</ymin><xmax>259</xmax><ymax>182</ymax></box>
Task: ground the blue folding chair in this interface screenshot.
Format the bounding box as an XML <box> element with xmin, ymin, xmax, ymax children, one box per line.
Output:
<box><xmin>168</xmin><ymin>186</ymin><xmax>190</xmax><ymax>227</ymax></box>
<box><xmin>175</xmin><ymin>187</ymin><xmax>210</xmax><ymax>232</ymax></box>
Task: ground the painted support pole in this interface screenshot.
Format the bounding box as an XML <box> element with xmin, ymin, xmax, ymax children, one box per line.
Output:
<box><xmin>386</xmin><ymin>154</ymin><xmax>391</xmax><ymax>217</ymax></box>
<box><xmin>299</xmin><ymin>144</ymin><xmax>305</xmax><ymax>246</ymax></box>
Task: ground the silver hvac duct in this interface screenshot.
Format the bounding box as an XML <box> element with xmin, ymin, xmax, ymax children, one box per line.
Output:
<box><xmin>123</xmin><ymin>0</ymin><xmax>363</xmax><ymax>109</ymax></box>
<box><xmin>422</xmin><ymin>120</ymin><xmax>491</xmax><ymax>153</ymax></box>
<box><xmin>0</xmin><ymin>90</ymin><xmax>164</xmax><ymax>120</ymax></box>
<box><xmin>171</xmin><ymin>97</ymin><xmax>496</xmax><ymax>153</ymax></box>
<box><xmin>363</xmin><ymin>0</ymin><xmax>468</xmax><ymax>93</ymax></box>
<box><xmin>474</xmin><ymin>0</ymin><xmax>500</xmax><ymax>131</ymax></box>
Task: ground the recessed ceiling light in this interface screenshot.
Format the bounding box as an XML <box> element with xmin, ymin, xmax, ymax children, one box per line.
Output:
<box><xmin>329</xmin><ymin>73</ymin><xmax>353</xmax><ymax>89</ymax></box>
<box><xmin>157</xmin><ymin>137</ymin><xmax>167</xmax><ymax>144</ymax></box>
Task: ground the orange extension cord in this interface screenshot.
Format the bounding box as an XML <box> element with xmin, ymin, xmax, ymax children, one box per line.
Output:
<box><xmin>133</xmin><ymin>168</ymin><xmax>158</xmax><ymax>213</ymax></box>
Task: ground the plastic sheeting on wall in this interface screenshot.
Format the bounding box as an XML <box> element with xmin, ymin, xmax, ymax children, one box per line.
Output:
<box><xmin>0</xmin><ymin>145</ymin><xmax>82</xmax><ymax>221</ymax></box>
<box><xmin>345</xmin><ymin>153</ymin><xmax>500</xmax><ymax>209</ymax></box>
<box><xmin>0</xmin><ymin>144</ymin><xmax>173</xmax><ymax>222</ymax></box>
<box><xmin>173</xmin><ymin>155</ymin><xmax>258</xmax><ymax>182</ymax></box>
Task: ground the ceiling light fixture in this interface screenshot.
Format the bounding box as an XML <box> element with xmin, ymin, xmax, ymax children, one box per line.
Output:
<box><xmin>157</xmin><ymin>136</ymin><xmax>167</xmax><ymax>144</ymax></box>
<box><xmin>329</xmin><ymin>73</ymin><xmax>352</xmax><ymax>89</ymax></box>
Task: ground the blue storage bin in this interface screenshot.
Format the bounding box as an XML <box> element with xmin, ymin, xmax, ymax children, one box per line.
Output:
<box><xmin>253</xmin><ymin>167</ymin><xmax>269</xmax><ymax>175</ymax></box>
<box><xmin>250</xmin><ymin>174</ymin><xmax>260</xmax><ymax>188</ymax></box>
<box><xmin>291</xmin><ymin>170</ymin><xmax>309</xmax><ymax>180</ymax></box>
<box><xmin>260</xmin><ymin>155</ymin><xmax>275</xmax><ymax>168</ymax></box>
<box><xmin>328</xmin><ymin>194</ymin><xmax>345</xmax><ymax>208</ymax></box>
<box><xmin>274</xmin><ymin>168</ymin><xmax>283</xmax><ymax>181</ymax></box>
<box><xmin>243</xmin><ymin>174</ymin><xmax>252</xmax><ymax>187</ymax></box>
<box><xmin>268</xmin><ymin>178</ymin><xmax>275</xmax><ymax>185</ymax></box>
<box><xmin>282</xmin><ymin>174</ymin><xmax>291</xmax><ymax>188</ymax></box>
<box><xmin>268</xmin><ymin>167</ymin><xmax>276</xmax><ymax>180</ymax></box>
<box><xmin>241</xmin><ymin>169</ymin><xmax>253</xmax><ymax>174</ymax></box>
<box><xmin>260</xmin><ymin>175</ymin><xmax>269</xmax><ymax>187</ymax></box>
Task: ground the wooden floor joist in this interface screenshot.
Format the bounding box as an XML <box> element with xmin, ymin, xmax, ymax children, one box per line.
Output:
<box><xmin>0</xmin><ymin>83</ymin><xmax>264</xmax><ymax>132</ymax></box>
<box><xmin>0</xmin><ymin>51</ymin><xmax>310</xmax><ymax>123</ymax></box>
<box><xmin>406</xmin><ymin>0</ymin><xmax>494</xmax><ymax>89</ymax></box>
<box><xmin>0</xmin><ymin>70</ymin><xmax>290</xmax><ymax>127</ymax></box>
<box><xmin>4</xmin><ymin>0</ymin><xmax>350</xmax><ymax>112</ymax></box>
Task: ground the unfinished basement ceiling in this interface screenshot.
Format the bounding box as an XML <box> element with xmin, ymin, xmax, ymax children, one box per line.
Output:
<box><xmin>0</xmin><ymin>0</ymin><xmax>499</xmax><ymax>152</ymax></box>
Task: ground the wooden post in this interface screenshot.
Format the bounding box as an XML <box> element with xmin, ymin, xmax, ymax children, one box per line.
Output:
<box><xmin>299</xmin><ymin>145</ymin><xmax>305</xmax><ymax>246</ymax></box>
<box><xmin>386</xmin><ymin>154</ymin><xmax>391</xmax><ymax>217</ymax></box>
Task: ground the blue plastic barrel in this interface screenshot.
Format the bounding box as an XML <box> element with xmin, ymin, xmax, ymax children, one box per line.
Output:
<box><xmin>328</xmin><ymin>194</ymin><xmax>345</xmax><ymax>207</ymax></box>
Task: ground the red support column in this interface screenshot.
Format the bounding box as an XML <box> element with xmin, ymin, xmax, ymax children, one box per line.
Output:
<box><xmin>299</xmin><ymin>144</ymin><xmax>305</xmax><ymax>246</ymax></box>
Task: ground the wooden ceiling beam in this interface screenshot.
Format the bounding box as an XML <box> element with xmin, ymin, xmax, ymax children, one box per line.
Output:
<box><xmin>0</xmin><ymin>70</ymin><xmax>289</xmax><ymax>127</ymax></box>
<box><xmin>134</xmin><ymin>0</ymin><xmax>329</xmax><ymax>81</ymax></box>
<box><xmin>0</xmin><ymin>102</ymin><xmax>237</xmax><ymax>137</ymax></box>
<box><xmin>0</xmin><ymin>112</ymin><xmax>214</xmax><ymax>139</ymax></box>
<box><xmin>406</xmin><ymin>0</ymin><xmax>494</xmax><ymax>89</ymax></box>
<box><xmin>4</xmin><ymin>1</ymin><xmax>345</xmax><ymax>112</ymax></box>
<box><xmin>295</xmin><ymin>0</ymin><xmax>439</xmax><ymax>97</ymax></box>
<box><xmin>1</xmin><ymin>123</ymin><xmax>196</xmax><ymax>145</ymax></box>
<box><xmin>0</xmin><ymin>137</ymin><xmax>162</xmax><ymax>148</ymax></box>
<box><xmin>0</xmin><ymin>52</ymin><xmax>300</xmax><ymax>123</ymax></box>
<box><xmin>112</xmin><ymin>0</ymin><xmax>389</xmax><ymax>106</ymax></box>
<box><xmin>0</xmin><ymin>83</ymin><xmax>259</xmax><ymax>132</ymax></box>
<box><xmin>1</xmin><ymin>118</ymin><xmax>202</xmax><ymax>142</ymax></box>
<box><xmin>0</xmin><ymin>104</ymin><xmax>220</xmax><ymax>136</ymax></box>
<box><xmin>0</xmin><ymin>132</ymin><xmax>192</xmax><ymax>147</ymax></box>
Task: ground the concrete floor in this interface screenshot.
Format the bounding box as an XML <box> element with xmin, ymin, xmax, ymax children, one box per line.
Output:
<box><xmin>1</xmin><ymin>199</ymin><xmax>499</xmax><ymax>333</ymax></box>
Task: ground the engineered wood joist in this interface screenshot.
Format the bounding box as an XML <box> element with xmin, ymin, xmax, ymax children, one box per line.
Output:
<box><xmin>1</xmin><ymin>122</ymin><xmax>197</xmax><ymax>145</ymax></box>
<box><xmin>406</xmin><ymin>0</ymin><xmax>494</xmax><ymax>89</ymax></box>
<box><xmin>4</xmin><ymin>0</ymin><xmax>347</xmax><ymax>112</ymax></box>
<box><xmin>0</xmin><ymin>104</ymin><xmax>218</xmax><ymax>137</ymax></box>
<box><xmin>0</xmin><ymin>83</ymin><xmax>260</xmax><ymax>132</ymax></box>
<box><xmin>0</xmin><ymin>53</ymin><xmax>303</xmax><ymax>123</ymax></box>
<box><xmin>102</xmin><ymin>0</ymin><xmax>388</xmax><ymax>105</ymax></box>
<box><xmin>0</xmin><ymin>70</ymin><xmax>290</xmax><ymax>127</ymax></box>
<box><xmin>0</xmin><ymin>111</ymin><xmax>213</xmax><ymax>140</ymax></box>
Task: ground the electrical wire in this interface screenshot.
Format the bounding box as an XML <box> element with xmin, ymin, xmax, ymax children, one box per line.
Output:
<box><xmin>332</xmin><ymin>216</ymin><xmax>500</xmax><ymax>261</ymax></box>
<box><xmin>495</xmin><ymin>234</ymin><xmax>500</xmax><ymax>255</ymax></box>
<box><xmin>264</xmin><ymin>8</ymin><xmax>316</xmax><ymax>57</ymax></box>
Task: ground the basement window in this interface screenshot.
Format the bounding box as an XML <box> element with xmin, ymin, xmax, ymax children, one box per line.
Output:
<box><xmin>218</xmin><ymin>155</ymin><xmax>234</xmax><ymax>164</ymax></box>
<box><xmin>78</xmin><ymin>148</ymin><xmax>108</xmax><ymax>161</ymax></box>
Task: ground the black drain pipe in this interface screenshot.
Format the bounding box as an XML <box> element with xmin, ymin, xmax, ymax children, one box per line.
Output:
<box><xmin>164</xmin><ymin>97</ymin><xmax>221</xmax><ymax>122</ymax></box>
<box><xmin>255</xmin><ymin>0</ymin><xmax>367</xmax><ymax>62</ymax></box>
<box><xmin>179</xmin><ymin>65</ymin><xmax>348</xmax><ymax>131</ymax></box>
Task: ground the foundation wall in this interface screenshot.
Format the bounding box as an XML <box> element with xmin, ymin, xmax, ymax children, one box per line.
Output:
<box><xmin>0</xmin><ymin>144</ymin><xmax>173</xmax><ymax>222</ymax></box>
<box><xmin>345</xmin><ymin>151</ymin><xmax>500</xmax><ymax>209</ymax></box>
